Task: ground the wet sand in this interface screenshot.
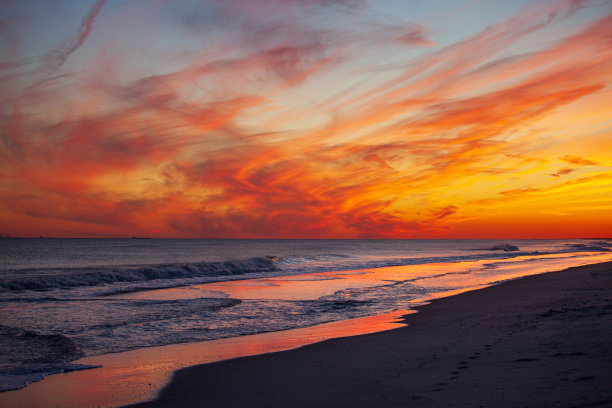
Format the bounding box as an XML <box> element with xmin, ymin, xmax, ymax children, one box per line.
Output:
<box><xmin>126</xmin><ymin>261</ymin><xmax>612</xmax><ymax>408</ymax></box>
<box><xmin>0</xmin><ymin>311</ymin><xmax>408</xmax><ymax>408</ymax></box>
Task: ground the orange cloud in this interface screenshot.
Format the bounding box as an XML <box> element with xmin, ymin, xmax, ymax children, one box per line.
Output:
<box><xmin>1</xmin><ymin>0</ymin><xmax>611</xmax><ymax>238</ymax></box>
<box><xmin>549</xmin><ymin>167</ymin><xmax>576</xmax><ymax>178</ymax></box>
<box><xmin>559</xmin><ymin>155</ymin><xmax>598</xmax><ymax>166</ymax></box>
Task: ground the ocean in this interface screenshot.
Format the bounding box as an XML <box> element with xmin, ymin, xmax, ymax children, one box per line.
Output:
<box><xmin>1</xmin><ymin>238</ymin><xmax>611</xmax><ymax>393</ymax></box>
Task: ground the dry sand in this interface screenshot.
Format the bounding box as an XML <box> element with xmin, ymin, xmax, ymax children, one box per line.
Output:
<box><xmin>125</xmin><ymin>261</ymin><xmax>612</xmax><ymax>408</ymax></box>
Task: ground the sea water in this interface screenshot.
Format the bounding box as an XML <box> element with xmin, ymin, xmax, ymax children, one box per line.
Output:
<box><xmin>1</xmin><ymin>238</ymin><xmax>611</xmax><ymax>392</ymax></box>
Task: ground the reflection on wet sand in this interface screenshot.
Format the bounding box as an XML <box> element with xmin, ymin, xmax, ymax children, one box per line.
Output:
<box><xmin>0</xmin><ymin>310</ymin><xmax>409</xmax><ymax>408</ymax></box>
<box><xmin>113</xmin><ymin>253</ymin><xmax>594</xmax><ymax>302</ymax></box>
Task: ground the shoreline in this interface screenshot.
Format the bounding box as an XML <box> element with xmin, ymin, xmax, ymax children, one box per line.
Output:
<box><xmin>126</xmin><ymin>261</ymin><xmax>612</xmax><ymax>408</ymax></box>
<box><xmin>0</xmin><ymin>309</ymin><xmax>409</xmax><ymax>408</ymax></box>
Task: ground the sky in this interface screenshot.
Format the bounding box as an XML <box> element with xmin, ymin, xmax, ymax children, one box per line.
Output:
<box><xmin>0</xmin><ymin>0</ymin><xmax>611</xmax><ymax>239</ymax></box>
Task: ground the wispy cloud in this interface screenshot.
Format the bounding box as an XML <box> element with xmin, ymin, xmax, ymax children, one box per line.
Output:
<box><xmin>1</xmin><ymin>0</ymin><xmax>611</xmax><ymax>237</ymax></box>
<box><xmin>549</xmin><ymin>167</ymin><xmax>576</xmax><ymax>178</ymax></box>
<box><xmin>44</xmin><ymin>0</ymin><xmax>107</xmax><ymax>72</ymax></box>
<box><xmin>560</xmin><ymin>155</ymin><xmax>598</xmax><ymax>166</ymax></box>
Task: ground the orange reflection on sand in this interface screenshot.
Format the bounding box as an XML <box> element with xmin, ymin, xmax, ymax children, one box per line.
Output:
<box><xmin>113</xmin><ymin>254</ymin><xmax>612</xmax><ymax>303</ymax></box>
<box><xmin>200</xmin><ymin>274</ymin><xmax>384</xmax><ymax>300</ymax></box>
<box><xmin>115</xmin><ymin>262</ymin><xmax>474</xmax><ymax>302</ymax></box>
<box><xmin>0</xmin><ymin>310</ymin><xmax>409</xmax><ymax>408</ymax></box>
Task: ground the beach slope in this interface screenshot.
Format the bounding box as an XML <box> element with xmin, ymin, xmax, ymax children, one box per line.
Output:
<box><xmin>126</xmin><ymin>262</ymin><xmax>612</xmax><ymax>408</ymax></box>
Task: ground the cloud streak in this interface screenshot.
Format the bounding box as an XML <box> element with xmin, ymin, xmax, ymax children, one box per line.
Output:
<box><xmin>1</xmin><ymin>0</ymin><xmax>611</xmax><ymax>238</ymax></box>
<box><xmin>45</xmin><ymin>0</ymin><xmax>107</xmax><ymax>72</ymax></box>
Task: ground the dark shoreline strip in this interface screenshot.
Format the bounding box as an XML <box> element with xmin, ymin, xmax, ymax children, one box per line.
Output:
<box><xmin>126</xmin><ymin>261</ymin><xmax>612</xmax><ymax>408</ymax></box>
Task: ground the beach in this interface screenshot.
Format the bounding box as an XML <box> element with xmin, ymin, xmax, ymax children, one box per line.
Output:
<box><xmin>3</xmin><ymin>0</ymin><xmax>612</xmax><ymax>406</ymax></box>
<box><xmin>126</xmin><ymin>261</ymin><xmax>612</xmax><ymax>408</ymax></box>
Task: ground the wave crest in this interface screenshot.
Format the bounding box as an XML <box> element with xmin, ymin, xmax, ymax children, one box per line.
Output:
<box><xmin>479</xmin><ymin>243</ymin><xmax>520</xmax><ymax>252</ymax></box>
<box><xmin>564</xmin><ymin>241</ymin><xmax>612</xmax><ymax>252</ymax></box>
<box><xmin>0</xmin><ymin>257</ymin><xmax>277</xmax><ymax>292</ymax></box>
<box><xmin>0</xmin><ymin>325</ymin><xmax>95</xmax><ymax>392</ymax></box>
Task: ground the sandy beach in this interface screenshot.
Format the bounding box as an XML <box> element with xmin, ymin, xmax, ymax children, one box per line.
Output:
<box><xmin>126</xmin><ymin>261</ymin><xmax>612</xmax><ymax>408</ymax></box>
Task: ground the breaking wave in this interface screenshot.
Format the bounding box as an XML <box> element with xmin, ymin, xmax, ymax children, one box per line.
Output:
<box><xmin>0</xmin><ymin>325</ymin><xmax>100</xmax><ymax>392</ymax></box>
<box><xmin>480</xmin><ymin>243</ymin><xmax>520</xmax><ymax>252</ymax></box>
<box><xmin>564</xmin><ymin>241</ymin><xmax>612</xmax><ymax>252</ymax></box>
<box><xmin>0</xmin><ymin>257</ymin><xmax>277</xmax><ymax>292</ymax></box>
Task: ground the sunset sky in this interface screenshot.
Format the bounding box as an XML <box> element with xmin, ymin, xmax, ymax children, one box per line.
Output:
<box><xmin>1</xmin><ymin>0</ymin><xmax>611</xmax><ymax>238</ymax></box>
